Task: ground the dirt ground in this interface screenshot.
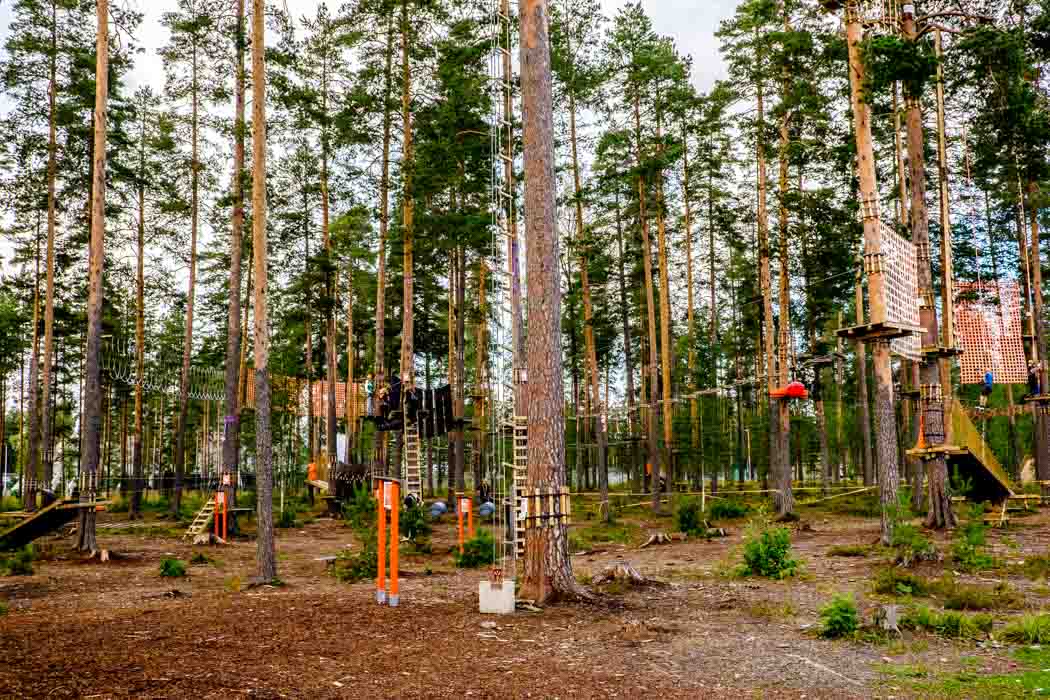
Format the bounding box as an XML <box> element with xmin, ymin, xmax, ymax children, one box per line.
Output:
<box><xmin>1</xmin><ymin>494</ymin><xmax>1049</xmax><ymax>699</ymax></box>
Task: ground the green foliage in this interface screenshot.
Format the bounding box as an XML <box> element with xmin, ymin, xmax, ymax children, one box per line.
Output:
<box><xmin>0</xmin><ymin>546</ymin><xmax>35</xmax><ymax>576</ymax></box>
<box><xmin>569</xmin><ymin>521</ymin><xmax>640</xmax><ymax>552</ymax></box>
<box><xmin>901</xmin><ymin>606</ymin><xmax>993</xmax><ymax>639</ymax></box>
<box><xmin>820</xmin><ymin>594</ymin><xmax>860</xmax><ymax>639</ymax></box>
<box><xmin>890</xmin><ymin>521</ymin><xmax>937</xmax><ymax>567</ymax></box>
<box><xmin>709</xmin><ymin>499</ymin><xmax>750</xmax><ymax>520</ymax></box>
<box><xmin>1018</xmin><ymin>554</ymin><xmax>1050</xmax><ymax>580</ymax></box>
<box><xmin>399</xmin><ymin>502</ymin><xmax>432</xmax><ymax>546</ymax></box>
<box><xmin>941</xmin><ymin>580</ymin><xmax>1023</xmax><ymax>611</ymax></box>
<box><xmin>341</xmin><ymin>486</ymin><xmax>376</xmax><ymax>534</ymax></box>
<box><xmin>873</xmin><ymin>568</ymin><xmax>932</xmax><ymax>597</ymax></box>
<box><xmin>952</xmin><ymin>512</ymin><xmax>997</xmax><ymax>572</ymax></box>
<box><xmin>332</xmin><ymin>533</ymin><xmax>379</xmax><ymax>583</ymax></box>
<box><xmin>455</xmin><ymin>530</ymin><xmax>496</xmax><ymax>569</ymax></box>
<box><xmin>190</xmin><ymin>552</ymin><xmax>214</xmax><ymax>566</ymax></box>
<box><xmin>159</xmin><ymin>558</ymin><xmax>187</xmax><ymax>578</ymax></box>
<box><xmin>738</xmin><ymin>520</ymin><xmax>798</xmax><ymax>580</ymax></box>
<box><xmin>675</xmin><ymin>497</ymin><xmax>707</xmax><ymax>536</ymax></box>
<box><xmin>1000</xmin><ymin>614</ymin><xmax>1050</xmax><ymax>644</ymax></box>
<box><xmin>827</xmin><ymin>544</ymin><xmax>870</xmax><ymax>557</ymax></box>
<box><xmin>276</xmin><ymin>509</ymin><xmax>299</xmax><ymax>529</ymax></box>
<box><xmin>860</xmin><ymin>35</ymin><xmax>937</xmax><ymax>99</ymax></box>
<box><xmin>107</xmin><ymin>497</ymin><xmax>129</xmax><ymax>514</ymax></box>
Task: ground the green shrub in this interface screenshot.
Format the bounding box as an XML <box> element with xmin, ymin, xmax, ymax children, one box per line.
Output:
<box><xmin>901</xmin><ymin>605</ymin><xmax>993</xmax><ymax>639</ymax></box>
<box><xmin>827</xmin><ymin>544</ymin><xmax>870</xmax><ymax>557</ymax></box>
<box><xmin>0</xmin><ymin>546</ymin><xmax>35</xmax><ymax>576</ymax></box>
<box><xmin>739</xmin><ymin>522</ymin><xmax>798</xmax><ymax>579</ymax></box>
<box><xmin>399</xmin><ymin>502</ymin><xmax>432</xmax><ymax>545</ymax></box>
<box><xmin>332</xmin><ymin>537</ymin><xmax>379</xmax><ymax>583</ymax></box>
<box><xmin>820</xmin><ymin>594</ymin><xmax>860</xmax><ymax>638</ymax></box>
<box><xmin>159</xmin><ymin>558</ymin><xmax>187</xmax><ymax>578</ymax></box>
<box><xmin>341</xmin><ymin>486</ymin><xmax>376</xmax><ymax>534</ymax></box>
<box><xmin>276</xmin><ymin>508</ymin><xmax>298</xmax><ymax>529</ymax></box>
<box><xmin>455</xmin><ymin>530</ymin><xmax>496</xmax><ymax>568</ymax></box>
<box><xmin>873</xmin><ymin>568</ymin><xmax>931</xmax><ymax>596</ymax></box>
<box><xmin>0</xmin><ymin>600</ymin><xmax>7</xmax><ymax>616</ymax></box>
<box><xmin>1000</xmin><ymin>614</ymin><xmax>1050</xmax><ymax>644</ymax></box>
<box><xmin>709</xmin><ymin>500</ymin><xmax>750</xmax><ymax>520</ymax></box>
<box><xmin>676</xmin><ymin>498</ymin><xmax>706</xmax><ymax>536</ymax></box>
<box><xmin>891</xmin><ymin>522</ymin><xmax>937</xmax><ymax>566</ymax></box>
<box><xmin>952</xmin><ymin>520</ymin><xmax>996</xmax><ymax>572</ymax></box>
<box><xmin>1019</xmin><ymin>554</ymin><xmax>1050</xmax><ymax>580</ymax></box>
<box><xmin>189</xmin><ymin>552</ymin><xmax>213</xmax><ymax>566</ymax></box>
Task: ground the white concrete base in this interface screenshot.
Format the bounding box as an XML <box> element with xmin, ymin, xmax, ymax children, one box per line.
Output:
<box><xmin>479</xmin><ymin>579</ymin><xmax>516</xmax><ymax>615</ymax></box>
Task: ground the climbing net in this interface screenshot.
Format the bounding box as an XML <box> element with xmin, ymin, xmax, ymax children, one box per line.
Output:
<box><xmin>101</xmin><ymin>337</ymin><xmax>225</xmax><ymax>400</ymax></box>
<box><xmin>880</xmin><ymin>222</ymin><xmax>922</xmax><ymax>360</ymax></box>
<box><xmin>955</xmin><ymin>281</ymin><xmax>1026</xmax><ymax>385</ymax></box>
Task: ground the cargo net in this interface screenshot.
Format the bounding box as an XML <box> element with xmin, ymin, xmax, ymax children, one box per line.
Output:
<box><xmin>880</xmin><ymin>222</ymin><xmax>921</xmax><ymax>360</ymax></box>
<box><xmin>849</xmin><ymin>0</ymin><xmax>901</xmax><ymax>32</ymax></box>
<box><xmin>955</xmin><ymin>280</ymin><xmax>1026</xmax><ymax>385</ymax></box>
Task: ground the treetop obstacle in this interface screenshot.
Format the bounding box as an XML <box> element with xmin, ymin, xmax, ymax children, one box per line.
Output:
<box><xmin>955</xmin><ymin>281</ymin><xmax>1027</xmax><ymax>385</ymax></box>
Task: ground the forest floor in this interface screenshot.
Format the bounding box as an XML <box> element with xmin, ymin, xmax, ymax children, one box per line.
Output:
<box><xmin>2</xmin><ymin>490</ymin><xmax>1050</xmax><ymax>698</ymax></box>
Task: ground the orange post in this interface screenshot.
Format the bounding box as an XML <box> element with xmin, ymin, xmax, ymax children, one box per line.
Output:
<box><xmin>376</xmin><ymin>483</ymin><xmax>386</xmax><ymax>604</ymax></box>
<box><xmin>222</xmin><ymin>492</ymin><xmax>228</xmax><ymax>541</ymax></box>
<box><xmin>214</xmin><ymin>492</ymin><xmax>220</xmax><ymax>538</ymax></box>
<box><xmin>457</xmin><ymin>497</ymin><xmax>465</xmax><ymax>555</ymax></box>
<box><xmin>467</xmin><ymin>499</ymin><xmax>474</xmax><ymax>539</ymax></box>
<box><xmin>389</xmin><ymin>482</ymin><xmax>400</xmax><ymax>607</ymax></box>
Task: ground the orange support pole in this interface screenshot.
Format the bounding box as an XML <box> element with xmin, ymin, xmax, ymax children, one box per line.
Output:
<box><xmin>376</xmin><ymin>483</ymin><xmax>386</xmax><ymax>604</ymax></box>
<box><xmin>222</xmin><ymin>494</ymin><xmax>228</xmax><ymax>541</ymax></box>
<box><xmin>389</xmin><ymin>482</ymin><xmax>400</xmax><ymax>607</ymax></box>
<box><xmin>457</xmin><ymin>497</ymin><xmax>465</xmax><ymax>555</ymax></box>
<box><xmin>467</xmin><ymin>499</ymin><xmax>474</xmax><ymax>539</ymax></box>
<box><xmin>214</xmin><ymin>492</ymin><xmax>219</xmax><ymax>538</ymax></box>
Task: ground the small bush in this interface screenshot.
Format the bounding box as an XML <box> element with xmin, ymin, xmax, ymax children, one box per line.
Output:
<box><xmin>1000</xmin><ymin>614</ymin><xmax>1050</xmax><ymax>644</ymax></box>
<box><xmin>873</xmin><ymin>568</ymin><xmax>932</xmax><ymax>596</ymax></box>
<box><xmin>952</xmin><ymin>520</ymin><xmax>996</xmax><ymax>572</ymax></box>
<box><xmin>901</xmin><ymin>605</ymin><xmax>992</xmax><ymax>639</ymax></box>
<box><xmin>190</xmin><ymin>552</ymin><xmax>213</xmax><ymax>566</ymax></box>
<box><xmin>0</xmin><ymin>546</ymin><xmax>35</xmax><ymax>576</ymax></box>
<box><xmin>399</xmin><ymin>502</ymin><xmax>432</xmax><ymax>545</ymax></box>
<box><xmin>676</xmin><ymin>498</ymin><xmax>706</xmax><ymax>536</ymax></box>
<box><xmin>276</xmin><ymin>509</ymin><xmax>298</xmax><ymax>529</ymax></box>
<box><xmin>333</xmin><ymin>533</ymin><xmax>379</xmax><ymax>583</ymax></box>
<box><xmin>709</xmin><ymin>500</ymin><xmax>750</xmax><ymax>520</ymax></box>
<box><xmin>739</xmin><ymin>521</ymin><xmax>798</xmax><ymax>579</ymax></box>
<box><xmin>820</xmin><ymin>594</ymin><xmax>860</xmax><ymax>638</ymax></box>
<box><xmin>455</xmin><ymin>530</ymin><xmax>496</xmax><ymax>568</ymax></box>
<box><xmin>827</xmin><ymin>544</ymin><xmax>870</xmax><ymax>557</ymax></box>
<box><xmin>891</xmin><ymin>522</ymin><xmax>937</xmax><ymax>566</ymax></box>
<box><xmin>1019</xmin><ymin>554</ymin><xmax>1050</xmax><ymax>580</ymax></box>
<box><xmin>159</xmin><ymin>558</ymin><xmax>187</xmax><ymax>578</ymax></box>
<box><xmin>0</xmin><ymin>600</ymin><xmax>7</xmax><ymax>616</ymax></box>
<box><xmin>341</xmin><ymin>486</ymin><xmax>376</xmax><ymax>534</ymax></box>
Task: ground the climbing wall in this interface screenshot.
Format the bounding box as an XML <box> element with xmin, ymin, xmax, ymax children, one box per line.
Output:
<box><xmin>880</xmin><ymin>222</ymin><xmax>922</xmax><ymax>360</ymax></box>
<box><xmin>955</xmin><ymin>280</ymin><xmax>1026</xmax><ymax>385</ymax></box>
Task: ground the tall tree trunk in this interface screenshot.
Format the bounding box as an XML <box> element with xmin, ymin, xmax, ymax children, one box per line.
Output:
<box><xmin>25</xmin><ymin>227</ymin><xmax>41</xmax><ymax>512</ymax></box>
<box><xmin>172</xmin><ymin>30</ymin><xmax>201</xmax><ymax>518</ymax></box>
<box><xmin>632</xmin><ymin>92</ymin><xmax>662</xmax><ymax>514</ymax></box>
<box><xmin>775</xmin><ymin>22</ymin><xmax>794</xmax><ymax>515</ymax></box>
<box><xmin>40</xmin><ymin>2</ymin><xmax>59</xmax><ymax>501</ymax></box>
<box><xmin>251</xmin><ymin>0</ymin><xmax>276</xmax><ymax>581</ymax></box>
<box><xmin>222</xmin><ymin>0</ymin><xmax>246</xmax><ymax>517</ymax></box>
<box><xmin>614</xmin><ymin>189</ymin><xmax>640</xmax><ymax>489</ymax></box>
<box><xmin>321</xmin><ymin>48</ymin><xmax>338</xmax><ymax>469</ymax></box>
<box><xmin>345</xmin><ymin>265</ymin><xmax>355</xmax><ymax>460</ymax></box>
<box><xmin>500</xmin><ymin>0</ymin><xmax>526</xmax><ymax>414</ymax></box>
<box><xmin>453</xmin><ymin>247</ymin><xmax>466</xmax><ymax>491</ymax></box>
<box><xmin>754</xmin><ymin>34</ymin><xmax>779</xmax><ymax>507</ymax></box>
<box><xmin>375</xmin><ymin>10</ymin><xmax>394</xmax><ymax>389</ymax></box>
<box><xmin>519</xmin><ymin>0</ymin><xmax>582</xmax><ymax>602</ymax></box>
<box><xmin>683</xmin><ymin>123</ymin><xmax>698</xmax><ymax>481</ymax></box>
<box><xmin>654</xmin><ymin>104</ymin><xmax>675</xmax><ymax>496</ymax></box>
<box><xmin>1028</xmin><ymin>185</ymin><xmax>1050</xmax><ymax>482</ymax></box>
<box><xmin>131</xmin><ymin>105</ymin><xmax>146</xmax><ymax>518</ymax></box>
<box><xmin>901</xmin><ymin>8</ymin><xmax>952</xmax><ymax>528</ymax></box>
<box><xmin>399</xmin><ymin>0</ymin><xmax>415</xmax><ymax>388</ymax></box>
<box><xmin>78</xmin><ymin>0</ymin><xmax>108</xmax><ymax>552</ymax></box>
<box><xmin>850</xmin><ymin>5</ymin><xmax>902</xmax><ymax>540</ymax></box>
<box><xmin>567</xmin><ymin>91</ymin><xmax>608</xmax><ymax>519</ymax></box>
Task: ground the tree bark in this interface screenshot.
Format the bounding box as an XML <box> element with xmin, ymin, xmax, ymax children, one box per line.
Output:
<box><xmin>321</xmin><ymin>41</ymin><xmax>338</xmax><ymax>469</ymax></box>
<box><xmin>775</xmin><ymin>19</ymin><xmax>794</xmax><ymax>515</ymax></box>
<box><xmin>654</xmin><ymin>104</ymin><xmax>675</xmax><ymax>495</ymax></box>
<box><xmin>222</xmin><ymin>0</ymin><xmax>246</xmax><ymax>515</ymax></box>
<box><xmin>683</xmin><ymin>122</ymin><xmax>698</xmax><ymax>482</ymax></box>
<box><xmin>613</xmin><ymin>189</ymin><xmax>640</xmax><ymax>489</ymax></box>
<box><xmin>40</xmin><ymin>1</ymin><xmax>59</xmax><ymax>501</ymax></box>
<box><xmin>251</xmin><ymin>0</ymin><xmax>276</xmax><ymax>581</ymax></box>
<box><xmin>399</xmin><ymin>0</ymin><xmax>415</xmax><ymax>388</ymax></box>
<box><xmin>78</xmin><ymin>0</ymin><xmax>108</xmax><ymax>552</ymax></box>
<box><xmin>375</xmin><ymin>9</ymin><xmax>394</xmax><ymax>389</ymax></box>
<box><xmin>519</xmin><ymin>0</ymin><xmax>583</xmax><ymax>603</ymax></box>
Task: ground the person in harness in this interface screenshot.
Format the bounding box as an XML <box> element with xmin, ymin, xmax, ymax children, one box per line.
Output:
<box><xmin>979</xmin><ymin>369</ymin><xmax>993</xmax><ymax>409</ymax></box>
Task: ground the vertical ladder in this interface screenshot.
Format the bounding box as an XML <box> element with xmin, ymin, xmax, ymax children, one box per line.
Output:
<box><xmin>404</xmin><ymin>422</ymin><xmax>422</xmax><ymax>504</ymax></box>
<box><xmin>513</xmin><ymin>415</ymin><xmax>528</xmax><ymax>558</ymax></box>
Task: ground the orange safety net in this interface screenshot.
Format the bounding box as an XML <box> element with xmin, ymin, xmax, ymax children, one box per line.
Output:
<box><xmin>243</xmin><ymin>374</ymin><xmax>366</xmax><ymax>415</ymax></box>
<box><xmin>955</xmin><ymin>280</ymin><xmax>1026</xmax><ymax>385</ymax></box>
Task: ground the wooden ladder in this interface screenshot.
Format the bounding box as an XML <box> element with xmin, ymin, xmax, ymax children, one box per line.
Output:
<box><xmin>183</xmin><ymin>493</ymin><xmax>215</xmax><ymax>541</ymax></box>
<box><xmin>512</xmin><ymin>415</ymin><xmax>528</xmax><ymax>558</ymax></box>
<box><xmin>404</xmin><ymin>423</ymin><xmax>422</xmax><ymax>504</ymax></box>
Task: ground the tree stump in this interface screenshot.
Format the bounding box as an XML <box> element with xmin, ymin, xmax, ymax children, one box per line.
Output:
<box><xmin>593</xmin><ymin>560</ymin><xmax>654</xmax><ymax>586</ymax></box>
<box><xmin>639</xmin><ymin>532</ymin><xmax>672</xmax><ymax>548</ymax></box>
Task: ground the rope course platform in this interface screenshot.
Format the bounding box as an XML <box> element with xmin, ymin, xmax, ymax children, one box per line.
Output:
<box><xmin>0</xmin><ymin>499</ymin><xmax>109</xmax><ymax>551</ymax></box>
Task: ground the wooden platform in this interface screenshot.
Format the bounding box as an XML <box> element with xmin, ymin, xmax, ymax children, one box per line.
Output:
<box><xmin>835</xmin><ymin>320</ymin><xmax>923</xmax><ymax>343</ymax></box>
<box><xmin>1023</xmin><ymin>394</ymin><xmax>1050</xmax><ymax>404</ymax></box>
<box><xmin>920</xmin><ymin>345</ymin><xmax>963</xmax><ymax>359</ymax></box>
<box><xmin>0</xmin><ymin>499</ymin><xmax>110</xmax><ymax>551</ymax></box>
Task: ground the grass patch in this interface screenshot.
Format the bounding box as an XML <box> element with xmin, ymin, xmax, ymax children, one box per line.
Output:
<box><xmin>887</xmin><ymin>646</ymin><xmax>1050</xmax><ymax>698</ymax></box>
<box><xmin>189</xmin><ymin>552</ymin><xmax>214</xmax><ymax>566</ymax></box>
<box><xmin>891</xmin><ymin>521</ymin><xmax>938</xmax><ymax>566</ymax></box>
<box><xmin>873</xmin><ymin>568</ymin><xmax>933</xmax><ymax>596</ymax></box>
<box><xmin>569</xmin><ymin>521</ymin><xmax>640</xmax><ymax>552</ymax></box>
<box><xmin>820</xmin><ymin>594</ymin><xmax>860</xmax><ymax>638</ymax></box>
<box><xmin>827</xmin><ymin>544</ymin><xmax>871</xmax><ymax>557</ymax></box>
<box><xmin>1017</xmin><ymin>554</ymin><xmax>1050</xmax><ymax>580</ymax></box>
<box><xmin>999</xmin><ymin>614</ymin><xmax>1050</xmax><ymax>644</ymax></box>
<box><xmin>276</xmin><ymin>509</ymin><xmax>299</xmax><ymax>529</ymax></box>
<box><xmin>746</xmin><ymin>599</ymin><xmax>798</xmax><ymax>621</ymax></box>
<box><xmin>0</xmin><ymin>600</ymin><xmax>7</xmax><ymax>616</ymax></box>
<box><xmin>900</xmin><ymin>605</ymin><xmax>993</xmax><ymax>639</ymax></box>
<box><xmin>708</xmin><ymin>499</ymin><xmax>751</xmax><ymax>520</ymax></box>
<box><xmin>941</xmin><ymin>579</ymin><xmax>1023</xmax><ymax>611</ymax></box>
<box><xmin>159</xmin><ymin>558</ymin><xmax>187</xmax><ymax>578</ymax></box>
<box><xmin>951</xmin><ymin>517</ymin><xmax>997</xmax><ymax>573</ymax></box>
<box><xmin>0</xmin><ymin>546</ymin><xmax>35</xmax><ymax>576</ymax></box>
